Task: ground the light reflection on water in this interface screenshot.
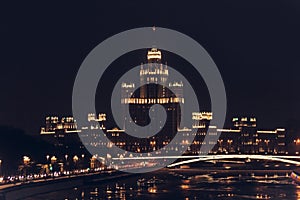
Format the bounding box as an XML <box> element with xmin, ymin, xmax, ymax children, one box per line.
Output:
<box><xmin>25</xmin><ymin>170</ymin><xmax>300</xmax><ymax>200</ymax></box>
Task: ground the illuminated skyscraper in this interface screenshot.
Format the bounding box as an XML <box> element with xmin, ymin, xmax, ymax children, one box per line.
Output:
<box><xmin>120</xmin><ymin>48</ymin><xmax>184</xmax><ymax>152</ymax></box>
<box><xmin>140</xmin><ymin>48</ymin><xmax>168</xmax><ymax>98</ymax></box>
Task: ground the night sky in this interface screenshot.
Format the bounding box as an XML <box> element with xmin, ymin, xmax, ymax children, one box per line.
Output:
<box><xmin>1</xmin><ymin>1</ymin><xmax>300</xmax><ymax>135</ymax></box>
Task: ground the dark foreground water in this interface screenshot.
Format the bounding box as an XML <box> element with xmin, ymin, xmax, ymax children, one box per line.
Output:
<box><xmin>25</xmin><ymin>169</ymin><xmax>300</xmax><ymax>200</ymax></box>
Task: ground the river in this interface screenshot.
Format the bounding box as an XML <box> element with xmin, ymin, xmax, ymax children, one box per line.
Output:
<box><xmin>24</xmin><ymin>168</ymin><xmax>300</xmax><ymax>200</ymax></box>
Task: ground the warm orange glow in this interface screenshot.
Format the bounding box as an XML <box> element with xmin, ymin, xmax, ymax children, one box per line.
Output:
<box><xmin>296</xmin><ymin>186</ymin><xmax>300</xmax><ymax>200</ymax></box>
<box><xmin>180</xmin><ymin>184</ymin><xmax>190</xmax><ymax>190</ymax></box>
<box><xmin>182</xmin><ymin>179</ymin><xmax>190</xmax><ymax>184</ymax></box>
<box><xmin>295</xmin><ymin>139</ymin><xmax>300</xmax><ymax>145</ymax></box>
<box><xmin>148</xmin><ymin>186</ymin><xmax>157</xmax><ymax>193</ymax></box>
<box><xmin>23</xmin><ymin>156</ymin><xmax>30</xmax><ymax>164</ymax></box>
<box><xmin>73</xmin><ymin>155</ymin><xmax>79</xmax><ymax>162</ymax></box>
<box><xmin>51</xmin><ymin>156</ymin><xmax>57</xmax><ymax>163</ymax></box>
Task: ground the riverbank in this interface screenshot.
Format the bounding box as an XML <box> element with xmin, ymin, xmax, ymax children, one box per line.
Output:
<box><xmin>0</xmin><ymin>171</ymin><xmax>134</xmax><ymax>200</ymax></box>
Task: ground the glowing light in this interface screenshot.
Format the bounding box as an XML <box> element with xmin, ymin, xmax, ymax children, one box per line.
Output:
<box><xmin>51</xmin><ymin>156</ymin><xmax>57</xmax><ymax>163</ymax></box>
<box><xmin>192</xmin><ymin>112</ymin><xmax>213</xmax><ymax>120</ymax></box>
<box><xmin>217</xmin><ymin>129</ymin><xmax>240</xmax><ymax>133</ymax></box>
<box><xmin>147</xmin><ymin>48</ymin><xmax>161</xmax><ymax>60</ymax></box>
<box><xmin>73</xmin><ymin>155</ymin><xmax>79</xmax><ymax>162</ymax></box>
<box><xmin>241</xmin><ymin>117</ymin><xmax>247</xmax><ymax>122</ymax></box>
<box><xmin>40</xmin><ymin>130</ymin><xmax>55</xmax><ymax>134</ymax></box>
<box><xmin>148</xmin><ymin>186</ymin><xmax>157</xmax><ymax>193</ymax></box>
<box><xmin>232</xmin><ymin>117</ymin><xmax>238</xmax><ymax>122</ymax></box>
<box><xmin>180</xmin><ymin>184</ymin><xmax>190</xmax><ymax>190</ymax></box>
<box><xmin>107</xmin><ymin>128</ymin><xmax>125</xmax><ymax>132</ymax></box>
<box><xmin>65</xmin><ymin>130</ymin><xmax>81</xmax><ymax>133</ymax></box>
<box><xmin>294</xmin><ymin>139</ymin><xmax>300</xmax><ymax>145</ymax></box>
<box><xmin>257</xmin><ymin>130</ymin><xmax>277</xmax><ymax>134</ymax></box>
<box><xmin>121</xmin><ymin>83</ymin><xmax>135</xmax><ymax>88</ymax></box>
<box><xmin>23</xmin><ymin>156</ymin><xmax>30</xmax><ymax>165</ymax></box>
<box><xmin>122</xmin><ymin>97</ymin><xmax>184</xmax><ymax>104</ymax></box>
<box><xmin>250</xmin><ymin>118</ymin><xmax>256</xmax><ymax>122</ymax></box>
<box><xmin>169</xmin><ymin>81</ymin><xmax>183</xmax><ymax>87</ymax></box>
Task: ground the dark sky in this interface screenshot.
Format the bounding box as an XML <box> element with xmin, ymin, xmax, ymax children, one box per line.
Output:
<box><xmin>1</xmin><ymin>1</ymin><xmax>300</xmax><ymax>134</ymax></box>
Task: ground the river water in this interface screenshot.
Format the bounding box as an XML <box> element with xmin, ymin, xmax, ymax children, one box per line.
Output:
<box><xmin>25</xmin><ymin>169</ymin><xmax>300</xmax><ymax>200</ymax></box>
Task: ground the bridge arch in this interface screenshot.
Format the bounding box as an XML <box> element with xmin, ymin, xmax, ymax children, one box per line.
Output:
<box><xmin>167</xmin><ymin>155</ymin><xmax>300</xmax><ymax>168</ymax></box>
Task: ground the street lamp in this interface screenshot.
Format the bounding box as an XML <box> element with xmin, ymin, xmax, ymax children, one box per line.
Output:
<box><xmin>90</xmin><ymin>155</ymin><xmax>97</xmax><ymax>170</ymax></box>
<box><xmin>45</xmin><ymin>155</ymin><xmax>50</xmax><ymax>175</ymax></box>
<box><xmin>294</xmin><ymin>139</ymin><xmax>300</xmax><ymax>145</ymax></box>
<box><xmin>81</xmin><ymin>154</ymin><xmax>85</xmax><ymax>169</ymax></box>
<box><xmin>23</xmin><ymin>156</ymin><xmax>30</xmax><ymax>179</ymax></box>
<box><xmin>73</xmin><ymin>155</ymin><xmax>79</xmax><ymax>163</ymax></box>
<box><xmin>51</xmin><ymin>156</ymin><xmax>57</xmax><ymax>164</ymax></box>
<box><xmin>23</xmin><ymin>156</ymin><xmax>30</xmax><ymax>165</ymax></box>
<box><xmin>73</xmin><ymin>155</ymin><xmax>79</xmax><ymax>170</ymax></box>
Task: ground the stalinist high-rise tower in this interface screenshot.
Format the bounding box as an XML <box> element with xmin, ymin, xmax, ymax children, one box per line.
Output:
<box><xmin>139</xmin><ymin>48</ymin><xmax>169</xmax><ymax>98</ymax></box>
<box><xmin>120</xmin><ymin>48</ymin><xmax>184</xmax><ymax>152</ymax></box>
